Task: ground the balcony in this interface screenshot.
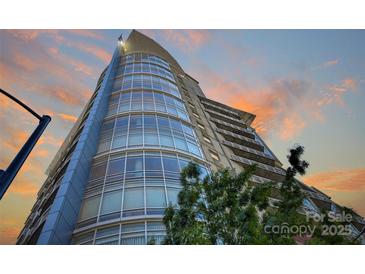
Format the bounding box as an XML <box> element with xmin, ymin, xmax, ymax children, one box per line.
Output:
<box><xmin>230</xmin><ymin>154</ymin><xmax>286</xmax><ymax>181</ymax></box>
<box><xmin>216</xmin><ymin>128</ymin><xmax>264</xmax><ymax>151</ymax></box>
<box><xmin>223</xmin><ymin>140</ymin><xmax>275</xmax><ymax>166</ymax></box>
<box><xmin>201</xmin><ymin>100</ymin><xmax>242</xmax><ymax>120</ymax></box>
<box><xmin>210</xmin><ymin>117</ymin><xmax>255</xmax><ymax>139</ymax></box>
<box><xmin>206</xmin><ymin>108</ymin><xmax>247</xmax><ymax>128</ymax></box>
<box><xmin>199</xmin><ymin>96</ymin><xmax>256</xmax><ymax>125</ymax></box>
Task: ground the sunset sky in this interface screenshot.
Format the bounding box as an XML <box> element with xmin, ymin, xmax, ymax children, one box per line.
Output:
<box><xmin>0</xmin><ymin>29</ymin><xmax>364</xmax><ymax>244</ymax></box>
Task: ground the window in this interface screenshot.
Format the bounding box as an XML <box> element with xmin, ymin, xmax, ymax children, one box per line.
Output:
<box><xmin>303</xmin><ymin>198</ymin><xmax>318</xmax><ymax>212</ymax></box>
<box><xmin>146</xmin><ymin>187</ymin><xmax>166</xmax><ymax>207</ymax></box>
<box><xmin>197</xmin><ymin>122</ymin><xmax>205</xmax><ymax>130</ymax></box>
<box><xmin>126</xmin><ymin>156</ymin><xmax>143</xmax><ymax>172</ymax></box>
<box><xmin>145</xmin><ymin>155</ymin><xmax>162</xmax><ymax>171</ymax></box>
<box><xmin>167</xmin><ymin>188</ymin><xmax>180</xmax><ymax>206</ymax></box>
<box><xmin>79</xmin><ymin>195</ymin><xmax>101</xmax><ymax>220</ymax></box>
<box><xmin>187</xmin><ymin>142</ymin><xmax>201</xmax><ymax>157</ymax></box>
<box><xmin>178</xmin><ymin>159</ymin><xmax>189</xmax><ymax>171</ymax></box>
<box><xmin>89</xmin><ymin>162</ymin><xmax>107</xmax><ymax>181</ymax></box>
<box><xmin>96</xmin><ymin>225</ymin><xmax>119</xmax><ymax>239</ymax></box>
<box><xmin>123</xmin><ymin>188</ymin><xmax>144</xmax><ymax>209</ymax></box>
<box><xmin>209</xmin><ymin>150</ymin><xmax>219</xmax><ymax>161</ymax></box>
<box><xmin>112</xmin><ymin>135</ymin><xmax>127</xmax><ymax>149</ymax></box>
<box><xmin>203</xmin><ymin>136</ymin><xmax>212</xmax><ymax>144</ymax></box>
<box><xmin>163</xmin><ymin>157</ymin><xmax>179</xmax><ymax>173</ymax></box>
<box><xmin>100</xmin><ymin>190</ymin><xmax>122</xmax><ymax>215</ymax></box>
<box><xmin>159</xmin><ymin>134</ymin><xmax>174</xmax><ymax>147</ymax></box>
<box><xmin>175</xmin><ymin>137</ymin><xmax>188</xmax><ymax>151</ymax></box>
<box><xmin>107</xmin><ymin>157</ymin><xmax>125</xmax><ymax>175</ymax></box>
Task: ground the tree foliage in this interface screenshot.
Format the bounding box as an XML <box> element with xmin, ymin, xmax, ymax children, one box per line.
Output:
<box><xmin>162</xmin><ymin>145</ymin><xmax>357</xmax><ymax>245</ymax></box>
<box><xmin>163</xmin><ymin>163</ymin><xmax>271</xmax><ymax>244</ymax></box>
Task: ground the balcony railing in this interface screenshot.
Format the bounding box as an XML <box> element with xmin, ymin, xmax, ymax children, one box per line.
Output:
<box><xmin>210</xmin><ymin>117</ymin><xmax>255</xmax><ymax>139</ymax></box>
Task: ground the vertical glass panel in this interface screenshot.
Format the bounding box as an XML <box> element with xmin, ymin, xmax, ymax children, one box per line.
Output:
<box><xmin>100</xmin><ymin>190</ymin><xmax>122</xmax><ymax>215</ymax></box>
<box><xmin>79</xmin><ymin>195</ymin><xmax>101</xmax><ymax>220</ymax></box>
<box><xmin>126</xmin><ymin>156</ymin><xmax>144</xmax><ymax>172</ymax></box>
<box><xmin>144</xmin><ymin>133</ymin><xmax>159</xmax><ymax>146</ymax></box>
<box><xmin>170</xmin><ymin>119</ymin><xmax>183</xmax><ymax>132</ymax></box>
<box><xmin>95</xmin><ymin>236</ymin><xmax>119</xmax><ymax>245</ymax></box>
<box><xmin>112</xmin><ymin>135</ymin><xmax>127</xmax><ymax>149</ymax></box>
<box><xmin>167</xmin><ymin>188</ymin><xmax>180</xmax><ymax>206</ymax></box>
<box><xmin>175</xmin><ymin>137</ymin><xmax>188</xmax><ymax>151</ymax></box>
<box><xmin>145</xmin><ymin>155</ymin><xmax>162</xmax><ymax>171</ymax></box>
<box><xmin>163</xmin><ymin>157</ymin><xmax>179</xmax><ymax>173</ymax></box>
<box><xmin>154</xmin><ymin>93</ymin><xmax>164</xmax><ymax>104</ymax></box>
<box><xmin>119</xmin><ymin>92</ymin><xmax>131</xmax><ymax>112</ymax></box>
<box><xmin>107</xmin><ymin>157</ymin><xmax>125</xmax><ymax>175</ymax></box>
<box><xmin>157</xmin><ymin>117</ymin><xmax>169</xmax><ymax>128</ymax></box>
<box><xmin>187</xmin><ymin>142</ymin><xmax>201</xmax><ymax>157</ymax></box>
<box><xmin>199</xmin><ymin>166</ymin><xmax>209</xmax><ymax>180</ymax></box>
<box><xmin>123</xmin><ymin>188</ymin><xmax>144</xmax><ymax>209</ymax></box>
<box><xmin>128</xmin><ymin>134</ymin><xmax>143</xmax><ymax>146</ymax></box>
<box><xmin>129</xmin><ymin>115</ymin><xmax>143</xmax><ymax>130</ymax></box>
<box><xmin>89</xmin><ymin>162</ymin><xmax>107</xmax><ymax>181</ymax></box>
<box><xmin>178</xmin><ymin>159</ymin><xmax>190</xmax><ymax>171</ymax></box>
<box><xmin>159</xmin><ymin>134</ymin><xmax>174</xmax><ymax>147</ymax></box>
<box><xmin>146</xmin><ymin>187</ymin><xmax>166</xmax><ymax>207</ymax></box>
<box><xmin>182</xmin><ymin>124</ymin><xmax>194</xmax><ymax>137</ymax></box>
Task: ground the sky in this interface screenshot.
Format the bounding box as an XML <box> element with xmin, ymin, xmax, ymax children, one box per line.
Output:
<box><xmin>0</xmin><ymin>29</ymin><xmax>364</xmax><ymax>244</ymax></box>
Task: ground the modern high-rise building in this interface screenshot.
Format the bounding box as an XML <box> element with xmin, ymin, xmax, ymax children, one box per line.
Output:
<box><xmin>17</xmin><ymin>30</ymin><xmax>365</xmax><ymax>245</ymax></box>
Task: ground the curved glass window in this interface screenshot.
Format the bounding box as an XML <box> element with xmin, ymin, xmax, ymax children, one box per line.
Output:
<box><xmin>106</xmin><ymin>90</ymin><xmax>189</xmax><ymax>121</ymax></box>
<box><xmin>80</xmin><ymin>151</ymin><xmax>209</xmax><ymax>226</ymax></box>
<box><xmin>73</xmin><ymin>221</ymin><xmax>167</xmax><ymax>245</ymax></box>
<box><xmin>79</xmin><ymin>195</ymin><xmax>101</xmax><ymax>221</ymax></box>
<box><xmin>97</xmin><ymin>114</ymin><xmax>202</xmax><ymax>158</ymax></box>
<box><xmin>112</xmin><ymin>74</ymin><xmax>180</xmax><ymax>98</ymax></box>
<box><xmin>117</xmin><ymin>62</ymin><xmax>175</xmax><ymax>82</ymax></box>
<box><xmin>120</xmin><ymin>53</ymin><xmax>170</xmax><ymax>70</ymax></box>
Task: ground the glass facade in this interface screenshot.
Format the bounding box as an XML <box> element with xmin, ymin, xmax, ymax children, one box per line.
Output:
<box><xmin>96</xmin><ymin>114</ymin><xmax>202</xmax><ymax>157</ymax></box>
<box><xmin>72</xmin><ymin>220</ymin><xmax>166</xmax><ymax>245</ymax></box>
<box><xmin>72</xmin><ymin>53</ymin><xmax>207</xmax><ymax>244</ymax></box>
<box><xmin>112</xmin><ymin>74</ymin><xmax>181</xmax><ymax>98</ymax></box>
<box><xmin>106</xmin><ymin>90</ymin><xmax>189</xmax><ymax>121</ymax></box>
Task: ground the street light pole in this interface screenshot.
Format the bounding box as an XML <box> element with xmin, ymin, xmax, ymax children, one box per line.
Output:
<box><xmin>0</xmin><ymin>88</ymin><xmax>51</xmax><ymax>200</ymax></box>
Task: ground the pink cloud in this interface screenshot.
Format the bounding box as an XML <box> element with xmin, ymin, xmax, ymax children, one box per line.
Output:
<box><xmin>141</xmin><ymin>30</ymin><xmax>211</xmax><ymax>52</ymax></box>
<box><xmin>64</xmin><ymin>40</ymin><xmax>112</xmax><ymax>63</ymax></box>
<box><xmin>57</xmin><ymin>113</ymin><xmax>78</xmax><ymax>123</ymax></box>
<box><xmin>303</xmin><ymin>168</ymin><xmax>365</xmax><ymax>192</ymax></box>
<box><xmin>192</xmin><ymin>62</ymin><xmax>360</xmax><ymax>140</ymax></box>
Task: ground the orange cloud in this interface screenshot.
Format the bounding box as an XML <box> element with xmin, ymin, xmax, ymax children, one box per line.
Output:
<box><xmin>194</xmin><ymin>65</ymin><xmax>313</xmax><ymax>139</ymax></box>
<box><xmin>278</xmin><ymin>113</ymin><xmax>306</xmax><ymax>141</ymax></box>
<box><xmin>2</xmin><ymin>128</ymin><xmax>30</xmax><ymax>153</ymax></box>
<box><xmin>64</xmin><ymin>29</ymin><xmax>104</xmax><ymax>40</ymax></box>
<box><xmin>57</xmin><ymin>113</ymin><xmax>77</xmax><ymax>123</ymax></box>
<box><xmin>141</xmin><ymin>30</ymin><xmax>211</xmax><ymax>52</ymax></box>
<box><xmin>192</xmin><ymin>61</ymin><xmax>360</xmax><ymax>140</ymax></box>
<box><xmin>48</xmin><ymin>47</ymin><xmax>96</xmax><ymax>76</ymax></box>
<box><xmin>0</xmin><ymin>223</ymin><xmax>22</xmax><ymax>244</ymax></box>
<box><xmin>65</xmin><ymin>40</ymin><xmax>111</xmax><ymax>63</ymax></box>
<box><xmin>325</xmin><ymin>59</ymin><xmax>339</xmax><ymax>66</ymax></box>
<box><xmin>303</xmin><ymin>168</ymin><xmax>365</xmax><ymax>192</ymax></box>
<box><xmin>5</xmin><ymin>29</ymin><xmax>61</xmax><ymax>42</ymax></box>
<box><xmin>39</xmin><ymin>135</ymin><xmax>64</xmax><ymax>147</ymax></box>
<box><xmin>7</xmin><ymin>178</ymin><xmax>39</xmax><ymax>197</ymax></box>
<box><xmin>323</xmin><ymin>78</ymin><xmax>358</xmax><ymax>107</ymax></box>
<box><xmin>342</xmin><ymin>78</ymin><xmax>357</xmax><ymax>90</ymax></box>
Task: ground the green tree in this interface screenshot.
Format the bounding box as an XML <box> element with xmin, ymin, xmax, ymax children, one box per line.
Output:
<box><xmin>163</xmin><ymin>145</ymin><xmax>358</xmax><ymax>244</ymax></box>
<box><xmin>262</xmin><ymin>145</ymin><xmax>309</xmax><ymax>244</ymax></box>
<box><xmin>163</xmin><ymin>162</ymin><xmax>272</xmax><ymax>244</ymax></box>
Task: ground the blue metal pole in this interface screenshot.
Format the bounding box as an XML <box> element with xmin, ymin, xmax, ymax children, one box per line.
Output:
<box><xmin>0</xmin><ymin>115</ymin><xmax>51</xmax><ymax>199</ymax></box>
